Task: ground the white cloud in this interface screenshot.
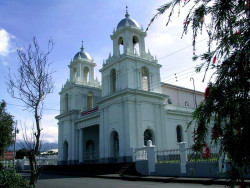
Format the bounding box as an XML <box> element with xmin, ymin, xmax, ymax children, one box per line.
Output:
<box><xmin>0</xmin><ymin>28</ymin><xmax>15</xmax><ymax>57</ymax></box>
<box><xmin>15</xmin><ymin>113</ymin><xmax>58</xmax><ymax>143</ymax></box>
<box><xmin>41</xmin><ymin>126</ymin><xmax>58</xmax><ymax>143</ymax></box>
<box><xmin>41</xmin><ymin>113</ymin><xmax>58</xmax><ymax>143</ymax></box>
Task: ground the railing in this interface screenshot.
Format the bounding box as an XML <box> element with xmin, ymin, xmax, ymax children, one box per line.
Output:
<box><xmin>36</xmin><ymin>157</ymin><xmax>58</xmax><ymax>166</ymax></box>
<box><xmin>134</xmin><ymin>142</ymin><xmax>227</xmax><ymax>175</ymax></box>
<box><xmin>0</xmin><ymin>156</ymin><xmax>58</xmax><ymax>170</ymax></box>
<box><xmin>187</xmin><ymin>145</ymin><xmax>220</xmax><ymax>163</ymax></box>
<box><xmin>135</xmin><ymin>147</ymin><xmax>148</xmax><ymax>161</ymax></box>
<box><xmin>157</xmin><ymin>148</ymin><xmax>180</xmax><ymax>163</ymax></box>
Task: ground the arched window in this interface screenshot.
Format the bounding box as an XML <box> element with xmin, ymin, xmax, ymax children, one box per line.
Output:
<box><xmin>110</xmin><ymin>69</ymin><xmax>116</xmax><ymax>92</ymax></box>
<box><xmin>168</xmin><ymin>98</ymin><xmax>172</xmax><ymax>104</ymax></box>
<box><xmin>185</xmin><ymin>101</ymin><xmax>189</xmax><ymax>107</ymax></box>
<box><xmin>65</xmin><ymin>93</ymin><xmax>69</xmax><ymax>111</ymax></box>
<box><xmin>87</xmin><ymin>92</ymin><xmax>94</xmax><ymax>109</ymax></box>
<box><xmin>83</xmin><ymin>66</ymin><xmax>90</xmax><ymax>84</ymax></box>
<box><xmin>133</xmin><ymin>36</ymin><xmax>139</xmax><ymax>55</ymax></box>
<box><xmin>118</xmin><ymin>37</ymin><xmax>124</xmax><ymax>55</ymax></box>
<box><xmin>176</xmin><ymin>125</ymin><xmax>183</xmax><ymax>142</ymax></box>
<box><xmin>73</xmin><ymin>67</ymin><xmax>77</xmax><ymax>82</ymax></box>
<box><xmin>144</xmin><ymin>129</ymin><xmax>154</xmax><ymax>146</ymax></box>
<box><xmin>63</xmin><ymin>141</ymin><xmax>68</xmax><ymax>161</ymax></box>
<box><xmin>141</xmin><ymin>66</ymin><xmax>149</xmax><ymax>91</ymax></box>
<box><xmin>110</xmin><ymin>131</ymin><xmax>119</xmax><ymax>158</ymax></box>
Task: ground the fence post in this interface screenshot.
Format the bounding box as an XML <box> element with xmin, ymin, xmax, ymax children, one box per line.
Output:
<box><xmin>179</xmin><ymin>142</ymin><xmax>187</xmax><ymax>174</ymax></box>
<box><xmin>147</xmin><ymin>140</ymin><xmax>156</xmax><ymax>175</ymax></box>
<box><xmin>219</xmin><ymin>151</ymin><xmax>226</xmax><ymax>173</ymax></box>
<box><xmin>131</xmin><ymin>148</ymin><xmax>135</xmax><ymax>162</ymax></box>
<box><xmin>217</xmin><ymin>138</ymin><xmax>226</xmax><ymax>174</ymax></box>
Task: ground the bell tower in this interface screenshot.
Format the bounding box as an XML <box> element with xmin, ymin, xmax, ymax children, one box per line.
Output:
<box><xmin>111</xmin><ymin>6</ymin><xmax>146</xmax><ymax>57</ymax></box>
<box><xmin>100</xmin><ymin>7</ymin><xmax>162</xmax><ymax>97</ymax></box>
<box><xmin>68</xmin><ymin>42</ymin><xmax>100</xmax><ymax>87</ymax></box>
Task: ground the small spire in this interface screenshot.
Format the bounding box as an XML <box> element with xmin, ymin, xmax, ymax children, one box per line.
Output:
<box><xmin>125</xmin><ymin>6</ymin><xmax>130</xmax><ymax>18</ymax></box>
<box><xmin>141</xmin><ymin>25</ymin><xmax>144</xmax><ymax>31</ymax></box>
<box><xmin>80</xmin><ymin>41</ymin><xmax>84</xmax><ymax>51</ymax></box>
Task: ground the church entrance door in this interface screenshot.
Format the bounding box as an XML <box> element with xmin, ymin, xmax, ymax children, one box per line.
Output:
<box><xmin>110</xmin><ymin>131</ymin><xmax>119</xmax><ymax>162</ymax></box>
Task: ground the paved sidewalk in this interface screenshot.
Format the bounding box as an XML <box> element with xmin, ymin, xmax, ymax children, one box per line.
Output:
<box><xmin>41</xmin><ymin>171</ymin><xmax>250</xmax><ymax>186</ymax></box>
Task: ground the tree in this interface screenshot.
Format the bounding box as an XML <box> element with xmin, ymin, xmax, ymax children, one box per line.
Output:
<box><xmin>6</xmin><ymin>37</ymin><xmax>54</xmax><ymax>187</ymax></box>
<box><xmin>16</xmin><ymin>148</ymin><xmax>28</xmax><ymax>159</ymax></box>
<box><xmin>0</xmin><ymin>100</ymin><xmax>14</xmax><ymax>157</ymax></box>
<box><xmin>147</xmin><ymin>0</ymin><xmax>250</xmax><ymax>186</ymax></box>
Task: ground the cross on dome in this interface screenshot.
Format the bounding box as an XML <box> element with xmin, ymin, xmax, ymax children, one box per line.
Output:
<box><xmin>73</xmin><ymin>41</ymin><xmax>92</xmax><ymax>61</ymax></box>
<box><xmin>116</xmin><ymin>6</ymin><xmax>139</xmax><ymax>30</ymax></box>
<box><xmin>125</xmin><ymin>6</ymin><xmax>130</xmax><ymax>18</ymax></box>
<box><xmin>80</xmin><ymin>41</ymin><xmax>84</xmax><ymax>51</ymax></box>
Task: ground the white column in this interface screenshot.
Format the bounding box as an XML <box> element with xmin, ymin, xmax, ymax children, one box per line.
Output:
<box><xmin>99</xmin><ymin>108</ymin><xmax>105</xmax><ymax>162</ymax></box>
<box><xmin>138</xmin><ymin>71</ymin><xmax>141</xmax><ymax>89</ymax></box>
<box><xmin>113</xmin><ymin>38</ymin><xmax>119</xmax><ymax>57</ymax></box>
<box><xmin>79</xmin><ymin>129</ymin><xmax>83</xmax><ymax>163</ymax></box>
<box><xmin>179</xmin><ymin>142</ymin><xmax>187</xmax><ymax>173</ymax></box>
<box><xmin>149</xmin><ymin>73</ymin><xmax>153</xmax><ymax>91</ymax></box>
<box><xmin>139</xmin><ymin>36</ymin><xmax>145</xmax><ymax>55</ymax></box>
<box><xmin>58</xmin><ymin>123</ymin><xmax>62</xmax><ymax>161</ymax></box>
<box><xmin>90</xmin><ymin>65</ymin><xmax>94</xmax><ymax>83</ymax></box>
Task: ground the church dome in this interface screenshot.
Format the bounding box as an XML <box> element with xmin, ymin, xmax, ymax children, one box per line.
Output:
<box><xmin>73</xmin><ymin>43</ymin><xmax>92</xmax><ymax>61</ymax></box>
<box><xmin>117</xmin><ymin>7</ymin><xmax>140</xmax><ymax>30</ymax></box>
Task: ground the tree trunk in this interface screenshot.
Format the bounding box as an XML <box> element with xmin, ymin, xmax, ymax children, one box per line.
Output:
<box><xmin>28</xmin><ymin>153</ymin><xmax>39</xmax><ymax>187</ymax></box>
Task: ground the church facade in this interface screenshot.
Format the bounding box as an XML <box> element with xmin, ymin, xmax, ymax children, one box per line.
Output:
<box><xmin>56</xmin><ymin>9</ymin><xmax>204</xmax><ymax>164</ymax></box>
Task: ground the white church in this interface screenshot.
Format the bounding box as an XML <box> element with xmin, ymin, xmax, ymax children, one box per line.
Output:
<box><xmin>56</xmin><ymin>8</ymin><xmax>204</xmax><ymax>164</ymax></box>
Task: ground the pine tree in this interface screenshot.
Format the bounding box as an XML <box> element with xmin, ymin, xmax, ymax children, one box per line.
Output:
<box><xmin>0</xmin><ymin>100</ymin><xmax>14</xmax><ymax>157</ymax></box>
<box><xmin>148</xmin><ymin>0</ymin><xmax>250</xmax><ymax>186</ymax></box>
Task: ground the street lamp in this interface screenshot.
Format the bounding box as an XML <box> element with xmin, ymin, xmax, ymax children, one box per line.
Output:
<box><xmin>13</xmin><ymin>121</ymin><xmax>19</xmax><ymax>169</ymax></box>
<box><xmin>190</xmin><ymin>77</ymin><xmax>197</xmax><ymax>108</ymax></box>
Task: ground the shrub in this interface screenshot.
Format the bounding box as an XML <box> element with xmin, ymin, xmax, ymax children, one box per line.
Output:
<box><xmin>0</xmin><ymin>167</ymin><xmax>29</xmax><ymax>188</ymax></box>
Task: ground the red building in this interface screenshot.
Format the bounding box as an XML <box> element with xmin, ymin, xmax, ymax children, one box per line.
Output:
<box><xmin>0</xmin><ymin>152</ymin><xmax>14</xmax><ymax>160</ymax></box>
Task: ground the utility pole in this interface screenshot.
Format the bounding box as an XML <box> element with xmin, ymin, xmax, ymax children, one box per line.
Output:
<box><xmin>13</xmin><ymin>120</ymin><xmax>19</xmax><ymax>169</ymax></box>
<box><xmin>190</xmin><ymin>77</ymin><xmax>197</xmax><ymax>108</ymax></box>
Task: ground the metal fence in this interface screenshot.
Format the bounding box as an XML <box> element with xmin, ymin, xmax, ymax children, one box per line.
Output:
<box><xmin>0</xmin><ymin>156</ymin><xmax>58</xmax><ymax>170</ymax></box>
<box><xmin>187</xmin><ymin>145</ymin><xmax>220</xmax><ymax>163</ymax></box>
<box><xmin>156</xmin><ymin>148</ymin><xmax>180</xmax><ymax>163</ymax></box>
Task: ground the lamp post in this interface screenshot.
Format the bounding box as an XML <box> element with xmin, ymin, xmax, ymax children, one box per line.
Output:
<box><xmin>13</xmin><ymin>121</ymin><xmax>19</xmax><ymax>169</ymax></box>
<box><xmin>190</xmin><ymin>77</ymin><xmax>197</xmax><ymax>108</ymax></box>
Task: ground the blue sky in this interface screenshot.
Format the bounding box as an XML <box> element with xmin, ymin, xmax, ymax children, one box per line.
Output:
<box><xmin>0</xmin><ymin>0</ymin><xmax>214</xmax><ymax>143</ymax></box>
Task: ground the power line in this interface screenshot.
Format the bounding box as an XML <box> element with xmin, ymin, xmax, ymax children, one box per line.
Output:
<box><xmin>6</xmin><ymin>103</ymin><xmax>60</xmax><ymax>112</ymax></box>
<box><xmin>158</xmin><ymin>38</ymin><xmax>207</xmax><ymax>61</ymax></box>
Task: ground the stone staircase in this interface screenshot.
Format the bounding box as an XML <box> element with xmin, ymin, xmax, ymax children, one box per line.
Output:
<box><xmin>115</xmin><ymin>163</ymin><xmax>140</xmax><ymax>176</ymax></box>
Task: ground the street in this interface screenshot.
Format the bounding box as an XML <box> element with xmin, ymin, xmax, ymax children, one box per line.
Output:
<box><xmin>36</xmin><ymin>174</ymin><xmax>226</xmax><ymax>188</ymax></box>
